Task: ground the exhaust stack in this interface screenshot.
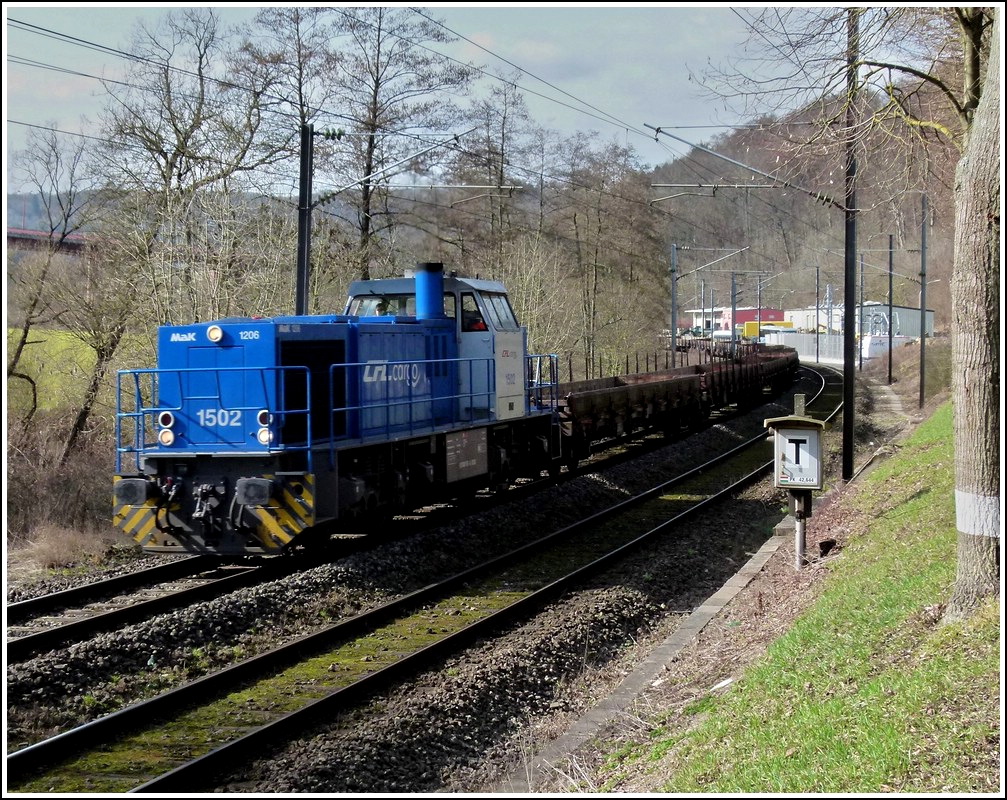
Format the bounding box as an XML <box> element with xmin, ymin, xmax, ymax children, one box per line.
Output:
<box><xmin>414</xmin><ymin>262</ymin><xmax>445</xmax><ymax>320</ymax></box>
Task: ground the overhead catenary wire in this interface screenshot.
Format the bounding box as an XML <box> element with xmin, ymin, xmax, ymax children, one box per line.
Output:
<box><xmin>647</xmin><ymin>123</ymin><xmax>844</xmax><ymax>211</ymax></box>
<box><xmin>7</xmin><ymin>12</ymin><xmax>854</xmax><ymax>281</ymax></box>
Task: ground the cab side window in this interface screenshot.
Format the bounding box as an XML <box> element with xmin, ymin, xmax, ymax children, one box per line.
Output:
<box><xmin>460</xmin><ymin>293</ymin><xmax>487</xmax><ymax>332</ymax></box>
<box><xmin>348</xmin><ymin>294</ymin><xmax>413</xmax><ymax>316</ymax></box>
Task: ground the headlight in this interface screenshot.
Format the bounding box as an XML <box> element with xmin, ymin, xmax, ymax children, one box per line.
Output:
<box><xmin>158</xmin><ymin>428</ymin><xmax>176</xmax><ymax>446</ymax></box>
<box><xmin>257</xmin><ymin>428</ymin><xmax>273</xmax><ymax>446</ymax></box>
<box><xmin>206</xmin><ymin>325</ymin><xmax>224</xmax><ymax>343</ymax></box>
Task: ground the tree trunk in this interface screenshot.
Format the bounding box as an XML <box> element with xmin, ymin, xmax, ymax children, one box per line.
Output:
<box><xmin>59</xmin><ymin>323</ymin><xmax>126</xmax><ymax>466</ymax></box>
<box><xmin>944</xmin><ymin>8</ymin><xmax>1000</xmax><ymax>623</ymax></box>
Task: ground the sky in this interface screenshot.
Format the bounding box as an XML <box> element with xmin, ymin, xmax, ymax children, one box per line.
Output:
<box><xmin>4</xmin><ymin>2</ymin><xmax>759</xmax><ymax>197</ymax></box>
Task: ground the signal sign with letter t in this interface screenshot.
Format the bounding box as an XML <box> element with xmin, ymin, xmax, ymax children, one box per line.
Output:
<box><xmin>774</xmin><ymin>427</ymin><xmax>823</xmax><ymax>490</ymax></box>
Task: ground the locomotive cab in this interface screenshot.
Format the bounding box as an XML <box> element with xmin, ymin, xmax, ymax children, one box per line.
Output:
<box><xmin>457</xmin><ymin>289</ymin><xmax>524</xmax><ymax>421</ymax></box>
<box><xmin>345</xmin><ymin>265</ymin><xmax>527</xmax><ymax>422</ymax></box>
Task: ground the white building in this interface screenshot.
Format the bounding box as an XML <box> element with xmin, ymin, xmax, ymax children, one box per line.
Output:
<box><xmin>785</xmin><ymin>301</ymin><xmax>935</xmax><ymax>338</ymax></box>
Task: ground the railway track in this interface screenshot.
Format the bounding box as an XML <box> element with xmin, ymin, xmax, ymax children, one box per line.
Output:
<box><xmin>7</xmin><ymin>366</ymin><xmax>839</xmax><ymax>793</ymax></box>
<box><xmin>4</xmin><ymin>364</ymin><xmax>798</xmax><ymax>663</ymax></box>
<box><xmin>5</xmin><ymin>526</ymin><xmax>442</xmax><ymax>664</ymax></box>
<box><xmin>6</xmin><ymin>561</ymin><xmax>268</xmax><ymax>662</ymax></box>
<box><xmin>6</xmin><ymin>555</ymin><xmax>215</xmax><ymax>624</ymax></box>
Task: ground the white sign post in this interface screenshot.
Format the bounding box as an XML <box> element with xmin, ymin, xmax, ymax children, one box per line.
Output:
<box><xmin>765</xmin><ymin>406</ymin><xmax>826</xmax><ymax>570</ymax></box>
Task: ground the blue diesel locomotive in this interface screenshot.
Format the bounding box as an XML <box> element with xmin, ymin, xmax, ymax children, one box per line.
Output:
<box><xmin>113</xmin><ymin>263</ymin><xmax>562</xmax><ymax>555</ymax></box>
<box><xmin>113</xmin><ymin>261</ymin><xmax>800</xmax><ymax>557</ymax></box>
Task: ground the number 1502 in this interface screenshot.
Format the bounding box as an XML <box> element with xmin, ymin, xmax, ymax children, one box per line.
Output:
<box><xmin>197</xmin><ymin>409</ymin><xmax>242</xmax><ymax>427</ymax></box>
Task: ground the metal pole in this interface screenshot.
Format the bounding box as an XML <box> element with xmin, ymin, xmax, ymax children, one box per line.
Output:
<box><xmin>815</xmin><ymin>265</ymin><xmax>821</xmax><ymax>363</ymax></box>
<box><xmin>842</xmin><ymin>8</ymin><xmax>859</xmax><ymax>482</ymax></box>
<box><xmin>295</xmin><ymin>123</ymin><xmax>314</xmax><ymax>316</ymax></box>
<box><xmin>827</xmin><ymin>283</ymin><xmax>833</xmax><ymax>340</ymax></box>
<box><xmin>795</xmin><ymin>517</ymin><xmax>806</xmax><ymax>570</ymax></box>
<box><xmin>919</xmin><ymin>194</ymin><xmax>928</xmax><ymax>409</ymax></box>
<box><xmin>731</xmin><ymin>271</ymin><xmax>737</xmax><ymax>358</ymax></box>
<box><xmin>888</xmin><ymin>234</ymin><xmax>894</xmax><ymax>384</ymax></box>
<box><xmin>709</xmin><ymin>288</ymin><xmax>715</xmax><ymax>363</ymax></box>
<box><xmin>701</xmin><ymin>279</ymin><xmax>706</xmax><ymax>336</ymax></box>
<box><xmin>671</xmin><ymin>244</ymin><xmax>678</xmax><ymax>368</ymax></box>
<box><xmin>859</xmin><ymin>253</ymin><xmax>864</xmax><ymax>372</ymax></box>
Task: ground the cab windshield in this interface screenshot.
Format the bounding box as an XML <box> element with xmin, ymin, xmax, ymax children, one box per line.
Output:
<box><xmin>483</xmin><ymin>293</ymin><xmax>519</xmax><ymax>331</ymax></box>
<box><xmin>347</xmin><ymin>293</ymin><xmax>458</xmax><ymax>319</ymax></box>
<box><xmin>347</xmin><ymin>295</ymin><xmax>414</xmax><ymax>316</ymax></box>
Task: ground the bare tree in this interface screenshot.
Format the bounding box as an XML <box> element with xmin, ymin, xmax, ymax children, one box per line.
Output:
<box><xmin>496</xmin><ymin>235</ymin><xmax>578</xmax><ymax>360</ymax></box>
<box><xmin>550</xmin><ymin>135</ymin><xmax>667</xmax><ymax>377</ymax></box>
<box><xmin>240</xmin><ymin>6</ymin><xmax>342</xmax><ymax>130</ymax></box>
<box><xmin>235</xmin><ymin>7</ymin><xmax>354</xmax><ymax>313</ymax></box>
<box><xmin>8</xmin><ymin>126</ymin><xmax>94</xmax><ymax>427</ymax></box>
<box><xmin>316</xmin><ymin>6</ymin><xmax>475</xmax><ymax>279</ymax></box>
<box><xmin>451</xmin><ymin>76</ymin><xmax>535</xmax><ymax>274</ymax></box>
<box><xmin>49</xmin><ymin>258</ymin><xmax>132</xmax><ymax>466</ymax></box>
<box><xmin>92</xmin><ymin>8</ymin><xmax>289</xmax><ymax>325</ymax></box>
<box><xmin>397</xmin><ymin>74</ymin><xmax>548</xmax><ymax>281</ymax></box>
<box><xmin>859</xmin><ymin>7</ymin><xmax>989</xmax><ymax>147</ymax></box>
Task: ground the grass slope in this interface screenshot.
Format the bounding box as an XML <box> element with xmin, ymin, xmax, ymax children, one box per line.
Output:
<box><xmin>603</xmin><ymin>401</ymin><xmax>1000</xmax><ymax>793</ymax></box>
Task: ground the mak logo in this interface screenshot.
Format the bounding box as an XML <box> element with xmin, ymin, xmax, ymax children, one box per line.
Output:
<box><xmin>170</xmin><ymin>332</ymin><xmax>197</xmax><ymax>342</ymax></box>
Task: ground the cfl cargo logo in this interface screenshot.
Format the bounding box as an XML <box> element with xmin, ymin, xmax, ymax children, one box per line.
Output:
<box><xmin>170</xmin><ymin>332</ymin><xmax>197</xmax><ymax>342</ymax></box>
<box><xmin>362</xmin><ymin>361</ymin><xmax>426</xmax><ymax>389</ymax></box>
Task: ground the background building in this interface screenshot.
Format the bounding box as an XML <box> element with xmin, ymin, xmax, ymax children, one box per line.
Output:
<box><xmin>682</xmin><ymin>306</ymin><xmax>785</xmax><ymax>332</ymax></box>
<box><xmin>785</xmin><ymin>301</ymin><xmax>935</xmax><ymax>338</ymax></box>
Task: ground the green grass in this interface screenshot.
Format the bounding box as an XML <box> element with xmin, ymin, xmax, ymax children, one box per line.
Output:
<box><xmin>601</xmin><ymin>401</ymin><xmax>999</xmax><ymax>793</ymax></box>
<box><xmin>6</xmin><ymin>327</ymin><xmax>153</xmax><ymax>416</ymax></box>
<box><xmin>7</xmin><ymin>328</ymin><xmax>97</xmax><ymax>412</ymax></box>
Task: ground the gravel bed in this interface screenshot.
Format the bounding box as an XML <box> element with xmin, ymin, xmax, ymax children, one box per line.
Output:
<box><xmin>225</xmin><ymin>478</ymin><xmax>780</xmax><ymax>793</ymax></box>
<box><xmin>218</xmin><ymin>377</ymin><xmax>899</xmax><ymax>795</ymax></box>
<box><xmin>6</xmin><ymin>377</ymin><xmax>819</xmax><ymax>762</ymax></box>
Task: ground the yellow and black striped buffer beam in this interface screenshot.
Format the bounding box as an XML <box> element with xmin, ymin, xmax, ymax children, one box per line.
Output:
<box><xmin>112</xmin><ymin>476</ymin><xmax>179</xmax><ymax>548</ymax></box>
<box><xmin>243</xmin><ymin>473</ymin><xmax>316</xmax><ymax>552</ymax></box>
<box><xmin>113</xmin><ymin>473</ymin><xmax>316</xmax><ymax>552</ymax></box>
